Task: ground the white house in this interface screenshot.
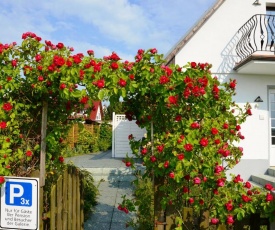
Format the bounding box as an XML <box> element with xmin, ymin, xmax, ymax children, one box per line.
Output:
<box><xmin>165</xmin><ymin>0</ymin><xmax>275</xmax><ymax>182</ymax></box>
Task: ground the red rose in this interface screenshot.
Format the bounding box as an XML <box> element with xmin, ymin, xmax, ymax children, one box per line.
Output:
<box><xmin>7</xmin><ymin>76</ymin><xmax>12</xmax><ymax>82</ymax></box>
<box><xmin>150</xmin><ymin>48</ymin><xmax>157</xmax><ymax>54</ymax></box>
<box><xmin>217</xmin><ymin>178</ymin><xmax>225</xmax><ymax>187</ymax></box>
<box><xmin>265</xmin><ymin>183</ymin><xmax>274</xmax><ymax>191</ymax></box>
<box><xmin>210</xmin><ymin>218</ymin><xmax>219</xmax><ymax>225</ymax></box>
<box><xmin>223</xmin><ymin>123</ymin><xmax>229</xmax><ymax>129</ymax></box>
<box><xmin>111</xmin><ymin>62</ymin><xmax>119</xmax><ymax>70</ymax></box>
<box><xmin>87</xmin><ymin>50</ymin><xmax>94</xmax><ymax>56</ymax></box>
<box><xmin>56</xmin><ymin>42</ymin><xmax>64</xmax><ymax>49</ymax></box>
<box><xmin>150</xmin><ymin>155</ymin><xmax>157</xmax><ymax>162</ymax></box>
<box><xmin>58</xmin><ymin>156</ymin><xmax>64</xmax><ymax>163</ymax></box>
<box><xmin>118</xmin><ymin>78</ymin><xmax>127</xmax><ymax>87</ymax></box>
<box><xmin>157</xmin><ymin>144</ymin><xmax>164</xmax><ymax>153</ymax></box>
<box><xmin>26</xmin><ymin>150</ymin><xmax>33</xmax><ymax>157</ymax></box>
<box><xmin>177</xmin><ymin>153</ymin><xmax>184</xmax><ymax>160</ymax></box>
<box><xmin>169</xmin><ymin>172</ymin><xmax>175</xmax><ymax>179</ymax></box>
<box><xmin>183</xmin><ymin>186</ymin><xmax>189</xmax><ymax>193</ymax></box>
<box><xmin>168</xmin><ymin>95</ymin><xmax>178</xmax><ymax>105</ymax></box>
<box><xmin>141</xmin><ymin>148</ymin><xmax>147</xmax><ymax>155</ymax></box>
<box><xmin>266</xmin><ymin>193</ymin><xmax>274</xmax><ymax>202</ymax></box>
<box><xmin>214</xmin><ymin>165</ymin><xmax>224</xmax><ymax>174</ymax></box>
<box><xmin>246</xmin><ymin>109</ymin><xmax>252</xmax><ymax>115</ymax></box>
<box><xmin>0</xmin><ymin>121</ymin><xmax>7</xmax><ymax>129</ymax></box>
<box><xmin>97</xmin><ymin>79</ymin><xmax>105</xmax><ymax>88</ymax></box>
<box><xmin>59</xmin><ymin>83</ymin><xmax>66</xmax><ymax>90</ymax></box>
<box><xmin>190</xmin><ymin>122</ymin><xmax>200</xmax><ymax>129</ymax></box>
<box><xmin>184</xmin><ymin>143</ymin><xmax>193</xmax><ymax>152</ymax></box>
<box><xmin>159</xmin><ymin>75</ymin><xmax>169</xmax><ymax>84</ymax></box>
<box><xmin>80</xmin><ymin>96</ymin><xmax>89</xmax><ymax>104</ymax></box>
<box><xmin>214</xmin><ymin>139</ymin><xmax>220</xmax><ymax>145</ymax></box>
<box><xmin>193</xmin><ymin>177</ymin><xmax>201</xmax><ymax>185</ymax></box>
<box><xmin>199</xmin><ymin>199</ymin><xmax>204</xmax><ymax>205</ymax></box>
<box><xmin>233</xmin><ymin>174</ymin><xmax>243</xmax><ymax>183</ymax></box>
<box><xmin>225</xmin><ymin>201</ymin><xmax>233</xmax><ymax>211</ymax></box>
<box><xmin>128</xmin><ymin>134</ymin><xmax>133</xmax><ymax>140</ymax></box>
<box><xmin>0</xmin><ymin>176</ymin><xmax>5</xmax><ymax>184</ymax></box>
<box><xmin>190</xmin><ymin>62</ymin><xmax>196</xmax><ymax>68</ymax></box>
<box><xmin>11</xmin><ymin>59</ymin><xmax>17</xmax><ymax>67</ymax></box>
<box><xmin>2</xmin><ymin>102</ymin><xmax>13</xmax><ymax>112</ymax></box>
<box><xmin>175</xmin><ymin>115</ymin><xmax>182</xmax><ymax>122</ymax></box>
<box><xmin>164</xmin><ymin>161</ymin><xmax>169</xmax><ymax>168</ymax></box>
<box><xmin>211</xmin><ymin>128</ymin><xmax>219</xmax><ymax>135</ymax></box>
<box><xmin>129</xmin><ymin>74</ymin><xmax>135</xmax><ymax>80</ymax></box>
<box><xmin>244</xmin><ymin>181</ymin><xmax>251</xmax><ymax>189</ymax></box>
<box><xmin>189</xmin><ymin>197</ymin><xmax>194</xmax><ymax>204</ymax></box>
<box><xmin>199</xmin><ymin>138</ymin><xmax>208</xmax><ymax>147</ymax></box>
<box><xmin>227</xmin><ymin>215</ymin><xmax>234</xmax><ymax>225</ymax></box>
<box><xmin>229</xmin><ymin>80</ymin><xmax>236</xmax><ymax>89</ymax></box>
<box><xmin>38</xmin><ymin>76</ymin><xmax>44</xmax><ymax>82</ymax></box>
<box><xmin>242</xmin><ymin>195</ymin><xmax>252</xmax><ymax>203</ymax></box>
<box><xmin>35</xmin><ymin>54</ymin><xmax>42</xmax><ymax>62</ymax></box>
<box><xmin>125</xmin><ymin>161</ymin><xmax>131</xmax><ymax>167</ymax></box>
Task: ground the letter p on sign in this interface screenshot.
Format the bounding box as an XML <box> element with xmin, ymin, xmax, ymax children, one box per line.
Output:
<box><xmin>5</xmin><ymin>182</ymin><xmax>32</xmax><ymax>206</ymax></box>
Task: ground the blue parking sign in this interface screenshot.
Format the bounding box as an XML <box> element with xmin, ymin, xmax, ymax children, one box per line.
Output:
<box><xmin>5</xmin><ymin>182</ymin><xmax>32</xmax><ymax>207</ymax></box>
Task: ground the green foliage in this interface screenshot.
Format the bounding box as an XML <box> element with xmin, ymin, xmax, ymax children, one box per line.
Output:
<box><xmin>119</xmin><ymin>170</ymin><xmax>154</xmax><ymax>230</ymax></box>
<box><xmin>81</xmin><ymin>169</ymin><xmax>99</xmax><ymax>220</ymax></box>
<box><xmin>103</xmin><ymin>101</ymin><xmax>126</xmax><ymax>121</ymax></box>
<box><xmin>98</xmin><ymin>122</ymin><xmax>112</xmax><ymax>151</ymax></box>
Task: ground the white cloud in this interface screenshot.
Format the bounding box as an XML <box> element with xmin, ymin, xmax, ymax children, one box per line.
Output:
<box><xmin>0</xmin><ymin>0</ymin><xmax>216</xmax><ymax>57</ymax></box>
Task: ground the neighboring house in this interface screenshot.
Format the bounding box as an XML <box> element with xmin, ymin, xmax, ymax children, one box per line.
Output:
<box><xmin>68</xmin><ymin>101</ymin><xmax>104</xmax><ymax>124</ymax></box>
<box><xmin>165</xmin><ymin>0</ymin><xmax>275</xmax><ymax>182</ymax></box>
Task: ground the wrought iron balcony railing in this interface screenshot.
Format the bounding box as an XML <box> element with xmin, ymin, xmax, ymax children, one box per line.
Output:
<box><xmin>236</xmin><ymin>14</ymin><xmax>275</xmax><ymax>62</ymax></box>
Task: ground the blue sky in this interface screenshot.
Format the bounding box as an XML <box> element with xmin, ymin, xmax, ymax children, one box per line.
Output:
<box><xmin>0</xmin><ymin>0</ymin><xmax>216</xmax><ymax>61</ymax></box>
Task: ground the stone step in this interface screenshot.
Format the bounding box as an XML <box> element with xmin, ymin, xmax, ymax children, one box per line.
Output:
<box><xmin>250</xmin><ymin>174</ymin><xmax>275</xmax><ymax>187</ymax></box>
<box><xmin>267</xmin><ymin>167</ymin><xmax>275</xmax><ymax>177</ymax></box>
<box><xmin>83</xmin><ymin>166</ymin><xmax>144</xmax><ymax>182</ymax></box>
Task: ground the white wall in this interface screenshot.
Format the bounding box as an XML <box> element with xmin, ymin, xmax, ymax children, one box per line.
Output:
<box><xmin>173</xmin><ymin>0</ymin><xmax>275</xmax><ymax>168</ymax></box>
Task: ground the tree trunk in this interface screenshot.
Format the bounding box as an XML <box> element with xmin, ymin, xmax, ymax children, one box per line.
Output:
<box><xmin>40</xmin><ymin>101</ymin><xmax>48</xmax><ymax>187</ymax></box>
<box><xmin>154</xmin><ymin>176</ymin><xmax>166</xmax><ymax>230</ymax></box>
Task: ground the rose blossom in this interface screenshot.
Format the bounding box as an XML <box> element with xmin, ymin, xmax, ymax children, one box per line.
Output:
<box><xmin>193</xmin><ymin>177</ymin><xmax>201</xmax><ymax>185</ymax></box>
<box><xmin>266</xmin><ymin>193</ymin><xmax>274</xmax><ymax>202</ymax></box>
<box><xmin>227</xmin><ymin>215</ymin><xmax>234</xmax><ymax>225</ymax></box>
<box><xmin>2</xmin><ymin>102</ymin><xmax>13</xmax><ymax>112</ymax></box>
<box><xmin>264</xmin><ymin>183</ymin><xmax>274</xmax><ymax>191</ymax></box>
<box><xmin>210</xmin><ymin>218</ymin><xmax>219</xmax><ymax>225</ymax></box>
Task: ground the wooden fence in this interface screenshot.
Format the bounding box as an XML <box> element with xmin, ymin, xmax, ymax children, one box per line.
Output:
<box><xmin>66</xmin><ymin>123</ymin><xmax>98</xmax><ymax>148</ymax></box>
<box><xmin>41</xmin><ymin>166</ymin><xmax>84</xmax><ymax>230</ymax></box>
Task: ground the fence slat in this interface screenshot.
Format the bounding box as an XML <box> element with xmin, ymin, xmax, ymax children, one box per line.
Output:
<box><xmin>48</xmin><ymin>166</ymin><xmax>84</xmax><ymax>229</ymax></box>
<box><xmin>56</xmin><ymin>176</ymin><xmax>63</xmax><ymax>230</ymax></box>
<box><xmin>76</xmin><ymin>168</ymin><xmax>81</xmax><ymax>230</ymax></box>
<box><xmin>72</xmin><ymin>168</ymin><xmax>77</xmax><ymax>229</ymax></box>
<box><xmin>67</xmin><ymin>167</ymin><xmax>73</xmax><ymax>230</ymax></box>
<box><xmin>50</xmin><ymin>184</ymin><xmax>56</xmax><ymax>230</ymax></box>
<box><xmin>62</xmin><ymin>169</ymin><xmax>68</xmax><ymax>230</ymax></box>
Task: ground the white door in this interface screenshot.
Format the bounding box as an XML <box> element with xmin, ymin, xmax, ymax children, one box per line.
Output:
<box><xmin>269</xmin><ymin>89</ymin><xmax>275</xmax><ymax>166</ymax></box>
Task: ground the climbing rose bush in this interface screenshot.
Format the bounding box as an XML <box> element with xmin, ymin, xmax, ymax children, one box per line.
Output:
<box><xmin>120</xmin><ymin>54</ymin><xmax>275</xmax><ymax>227</ymax></box>
<box><xmin>0</xmin><ymin>32</ymin><xmax>274</xmax><ymax>228</ymax></box>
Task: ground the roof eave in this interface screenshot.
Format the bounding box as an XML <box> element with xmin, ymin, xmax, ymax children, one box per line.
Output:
<box><xmin>164</xmin><ymin>0</ymin><xmax>226</xmax><ymax>65</ymax></box>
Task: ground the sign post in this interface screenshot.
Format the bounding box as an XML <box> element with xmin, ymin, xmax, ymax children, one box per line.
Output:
<box><xmin>0</xmin><ymin>177</ymin><xmax>39</xmax><ymax>230</ymax></box>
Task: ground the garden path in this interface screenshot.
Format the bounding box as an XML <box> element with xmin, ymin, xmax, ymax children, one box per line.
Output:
<box><xmin>66</xmin><ymin>150</ymin><xmax>143</xmax><ymax>230</ymax></box>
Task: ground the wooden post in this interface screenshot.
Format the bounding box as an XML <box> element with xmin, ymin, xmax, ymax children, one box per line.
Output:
<box><xmin>40</xmin><ymin>101</ymin><xmax>48</xmax><ymax>187</ymax></box>
<box><xmin>154</xmin><ymin>176</ymin><xmax>166</xmax><ymax>230</ymax></box>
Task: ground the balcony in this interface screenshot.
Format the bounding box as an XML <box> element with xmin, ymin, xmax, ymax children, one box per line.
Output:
<box><xmin>234</xmin><ymin>14</ymin><xmax>275</xmax><ymax>75</ymax></box>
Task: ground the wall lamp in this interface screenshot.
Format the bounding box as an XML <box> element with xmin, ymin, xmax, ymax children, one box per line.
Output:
<box><xmin>254</xmin><ymin>96</ymin><xmax>263</xmax><ymax>102</ymax></box>
<box><xmin>253</xmin><ymin>0</ymin><xmax>261</xmax><ymax>5</ymax></box>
